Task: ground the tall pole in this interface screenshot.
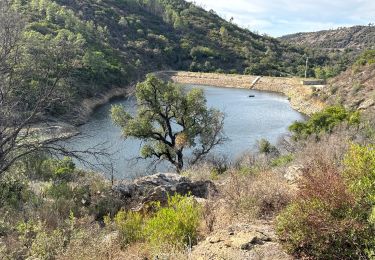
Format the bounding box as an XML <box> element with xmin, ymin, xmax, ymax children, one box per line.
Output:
<box><xmin>305</xmin><ymin>57</ymin><xmax>309</xmax><ymax>78</ymax></box>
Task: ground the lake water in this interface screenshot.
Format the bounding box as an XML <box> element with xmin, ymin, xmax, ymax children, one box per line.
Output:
<box><xmin>65</xmin><ymin>85</ymin><xmax>305</xmax><ymax>179</ymax></box>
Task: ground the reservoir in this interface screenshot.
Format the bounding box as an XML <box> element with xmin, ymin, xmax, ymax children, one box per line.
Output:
<box><xmin>65</xmin><ymin>85</ymin><xmax>305</xmax><ymax>179</ymax></box>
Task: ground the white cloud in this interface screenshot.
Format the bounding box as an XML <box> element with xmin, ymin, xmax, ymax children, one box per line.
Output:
<box><xmin>190</xmin><ymin>0</ymin><xmax>375</xmax><ymax>36</ymax></box>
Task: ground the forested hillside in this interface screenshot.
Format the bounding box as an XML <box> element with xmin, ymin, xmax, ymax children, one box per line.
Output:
<box><xmin>9</xmin><ymin>0</ymin><xmax>338</xmax><ymax>120</ymax></box>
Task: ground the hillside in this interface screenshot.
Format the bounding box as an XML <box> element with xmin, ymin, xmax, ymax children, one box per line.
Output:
<box><xmin>11</xmin><ymin>0</ymin><xmax>333</xmax><ymax>121</ymax></box>
<box><xmin>280</xmin><ymin>25</ymin><xmax>375</xmax><ymax>50</ymax></box>
<box><xmin>320</xmin><ymin>50</ymin><xmax>375</xmax><ymax>114</ymax></box>
<box><xmin>279</xmin><ymin>25</ymin><xmax>375</xmax><ymax>79</ymax></box>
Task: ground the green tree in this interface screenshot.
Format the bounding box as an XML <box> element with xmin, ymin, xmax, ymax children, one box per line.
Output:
<box><xmin>111</xmin><ymin>75</ymin><xmax>226</xmax><ymax>172</ymax></box>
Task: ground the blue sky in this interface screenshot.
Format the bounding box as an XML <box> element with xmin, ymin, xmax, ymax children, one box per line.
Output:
<box><xmin>191</xmin><ymin>0</ymin><xmax>375</xmax><ymax>36</ymax></box>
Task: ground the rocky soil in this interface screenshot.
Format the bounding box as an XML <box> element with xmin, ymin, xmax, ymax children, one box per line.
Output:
<box><xmin>192</xmin><ymin>222</ymin><xmax>291</xmax><ymax>260</ymax></box>
<box><xmin>324</xmin><ymin>64</ymin><xmax>375</xmax><ymax>114</ymax></box>
<box><xmin>111</xmin><ymin>173</ymin><xmax>293</xmax><ymax>259</ymax></box>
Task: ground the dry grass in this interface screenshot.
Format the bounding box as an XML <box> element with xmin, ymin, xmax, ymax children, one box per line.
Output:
<box><xmin>221</xmin><ymin>170</ymin><xmax>294</xmax><ymax>222</ymax></box>
<box><xmin>59</xmin><ymin>230</ymin><xmax>190</xmax><ymax>260</ymax></box>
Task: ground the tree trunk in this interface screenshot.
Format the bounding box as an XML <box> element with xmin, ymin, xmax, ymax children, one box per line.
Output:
<box><xmin>176</xmin><ymin>150</ymin><xmax>184</xmax><ymax>173</ymax></box>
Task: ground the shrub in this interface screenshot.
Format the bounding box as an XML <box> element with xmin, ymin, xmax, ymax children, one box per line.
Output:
<box><xmin>224</xmin><ymin>171</ymin><xmax>292</xmax><ymax>219</ymax></box>
<box><xmin>289</xmin><ymin>106</ymin><xmax>360</xmax><ymax>140</ymax></box>
<box><xmin>355</xmin><ymin>49</ymin><xmax>375</xmax><ymax>66</ymax></box>
<box><xmin>257</xmin><ymin>138</ymin><xmax>279</xmax><ymax>156</ymax></box>
<box><xmin>90</xmin><ymin>195</ymin><xmax>122</xmax><ymax>221</ymax></box>
<box><xmin>0</xmin><ymin>177</ymin><xmax>33</xmax><ymax>209</ymax></box>
<box><xmin>343</xmin><ymin>144</ymin><xmax>375</xmax><ymax>204</ymax></box>
<box><xmin>276</xmin><ymin>144</ymin><xmax>375</xmax><ymax>259</ymax></box>
<box><xmin>22</xmin><ymin>155</ymin><xmax>76</xmax><ymax>181</ymax></box>
<box><xmin>29</xmin><ymin>229</ymin><xmax>65</xmax><ymax>259</ymax></box>
<box><xmin>190</xmin><ymin>46</ymin><xmax>215</xmax><ymax>60</ymax></box>
<box><xmin>114</xmin><ymin>210</ymin><xmax>144</xmax><ymax>247</ymax></box>
<box><xmin>144</xmin><ymin>194</ymin><xmax>201</xmax><ymax>249</ymax></box>
<box><xmin>46</xmin><ymin>182</ymin><xmax>74</xmax><ymax>200</ymax></box>
<box><xmin>271</xmin><ymin>154</ymin><xmax>294</xmax><ymax>167</ymax></box>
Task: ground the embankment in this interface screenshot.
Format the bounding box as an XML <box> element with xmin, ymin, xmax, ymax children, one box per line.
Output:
<box><xmin>156</xmin><ymin>71</ymin><xmax>325</xmax><ymax>116</ymax></box>
<box><xmin>44</xmin><ymin>87</ymin><xmax>135</xmax><ymax>138</ymax></box>
<box><xmin>75</xmin><ymin>87</ymin><xmax>135</xmax><ymax>125</ymax></box>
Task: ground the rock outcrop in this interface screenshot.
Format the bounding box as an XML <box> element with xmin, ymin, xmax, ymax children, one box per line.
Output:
<box><xmin>112</xmin><ymin>173</ymin><xmax>217</xmax><ymax>210</ymax></box>
<box><xmin>191</xmin><ymin>222</ymin><xmax>292</xmax><ymax>260</ymax></box>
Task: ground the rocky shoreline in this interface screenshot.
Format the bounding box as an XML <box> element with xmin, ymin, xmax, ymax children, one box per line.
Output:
<box><xmin>39</xmin><ymin>86</ymin><xmax>135</xmax><ymax>140</ymax></box>
<box><xmin>74</xmin><ymin>86</ymin><xmax>135</xmax><ymax>125</ymax></box>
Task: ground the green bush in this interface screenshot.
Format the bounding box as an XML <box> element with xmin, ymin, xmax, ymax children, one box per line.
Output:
<box><xmin>0</xmin><ymin>177</ymin><xmax>33</xmax><ymax>209</ymax></box>
<box><xmin>276</xmin><ymin>144</ymin><xmax>375</xmax><ymax>259</ymax></box>
<box><xmin>257</xmin><ymin>138</ymin><xmax>279</xmax><ymax>155</ymax></box>
<box><xmin>29</xmin><ymin>229</ymin><xmax>65</xmax><ymax>260</ymax></box>
<box><xmin>289</xmin><ymin>106</ymin><xmax>360</xmax><ymax>140</ymax></box>
<box><xmin>355</xmin><ymin>49</ymin><xmax>375</xmax><ymax>66</ymax></box>
<box><xmin>144</xmin><ymin>194</ymin><xmax>201</xmax><ymax>249</ymax></box>
<box><xmin>114</xmin><ymin>210</ymin><xmax>144</xmax><ymax>247</ymax></box>
<box><xmin>343</xmin><ymin>144</ymin><xmax>375</xmax><ymax>208</ymax></box>
<box><xmin>111</xmin><ymin>194</ymin><xmax>201</xmax><ymax>250</ymax></box>
<box><xmin>23</xmin><ymin>155</ymin><xmax>76</xmax><ymax>181</ymax></box>
<box><xmin>271</xmin><ymin>154</ymin><xmax>294</xmax><ymax>167</ymax></box>
<box><xmin>46</xmin><ymin>182</ymin><xmax>74</xmax><ymax>200</ymax></box>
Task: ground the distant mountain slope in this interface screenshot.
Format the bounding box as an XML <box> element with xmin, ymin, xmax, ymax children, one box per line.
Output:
<box><xmin>280</xmin><ymin>25</ymin><xmax>375</xmax><ymax>50</ymax></box>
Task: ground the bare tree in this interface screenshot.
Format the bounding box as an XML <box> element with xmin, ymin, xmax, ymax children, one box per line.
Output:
<box><xmin>0</xmin><ymin>1</ymin><xmax>107</xmax><ymax>175</ymax></box>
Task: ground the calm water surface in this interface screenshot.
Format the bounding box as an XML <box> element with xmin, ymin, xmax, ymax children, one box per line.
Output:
<box><xmin>66</xmin><ymin>85</ymin><xmax>305</xmax><ymax>178</ymax></box>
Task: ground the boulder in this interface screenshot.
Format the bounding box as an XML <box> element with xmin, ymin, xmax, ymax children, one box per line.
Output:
<box><xmin>284</xmin><ymin>164</ymin><xmax>304</xmax><ymax>182</ymax></box>
<box><xmin>112</xmin><ymin>173</ymin><xmax>217</xmax><ymax>210</ymax></box>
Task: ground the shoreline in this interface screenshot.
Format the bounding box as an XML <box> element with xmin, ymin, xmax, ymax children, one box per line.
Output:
<box><xmin>50</xmin><ymin>71</ymin><xmax>325</xmax><ymax>138</ymax></box>
<box><xmin>74</xmin><ymin>86</ymin><xmax>135</xmax><ymax>125</ymax></box>
<box><xmin>156</xmin><ymin>71</ymin><xmax>325</xmax><ymax>116</ymax></box>
<box><xmin>40</xmin><ymin>86</ymin><xmax>135</xmax><ymax>139</ymax></box>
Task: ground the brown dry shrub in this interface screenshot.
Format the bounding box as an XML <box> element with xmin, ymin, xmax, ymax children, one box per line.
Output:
<box><xmin>276</xmin><ymin>143</ymin><xmax>375</xmax><ymax>259</ymax></box>
<box><xmin>58</xmin><ymin>227</ymin><xmax>150</xmax><ymax>260</ymax></box>
<box><xmin>223</xmin><ymin>171</ymin><xmax>293</xmax><ymax>220</ymax></box>
<box><xmin>201</xmin><ymin>199</ymin><xmax>218</xmax><ymax>233</ymax></box>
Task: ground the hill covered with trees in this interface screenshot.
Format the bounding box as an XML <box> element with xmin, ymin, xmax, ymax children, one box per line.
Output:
<box><xmin>9</xmin><ymin>0</ymin><xmax>339</xmax><ymax>120</ymax></box>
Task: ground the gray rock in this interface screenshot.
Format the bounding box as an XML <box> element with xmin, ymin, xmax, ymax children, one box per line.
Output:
<box><xmin>112</xmin><ymin>173</ymin><xmax>217</xmax><ymax>210</ymax></box>
<box><xmin>284</xmin><ymin>164</ymin><xmax>304</xmax><ymax>182</ymax></box>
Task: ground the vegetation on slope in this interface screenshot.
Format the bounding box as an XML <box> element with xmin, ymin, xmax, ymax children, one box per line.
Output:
<box><xmin>280</xmin><ymin>25</ymin><xmax>375</xmax><ymax>50</ymax></box>
<box><xmin>317</xmin><ymin>49</ymin><xmax>375</xmax><ymax>112</ymax></box>
<box><xmin>280</xmin><ymin>25</ymin><xmax>375</xmax><ymax>79</ymax></box>
<box><xmin>8</xmin><ymin>0</ymin><xmax>347</xmax><ymax>120</ymax></box>
<box><xmin>2</xmin><ymin>0</ymin><xmax>375</xmax><ymax>259</ymax></box>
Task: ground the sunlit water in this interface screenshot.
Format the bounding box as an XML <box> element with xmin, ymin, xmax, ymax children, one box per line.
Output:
<box><xmin>64</xmin><ymin>85</ymin><xmax>305</xmax><ymax>179</ymax></box>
